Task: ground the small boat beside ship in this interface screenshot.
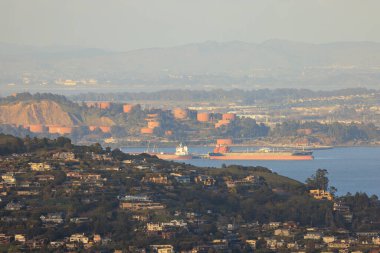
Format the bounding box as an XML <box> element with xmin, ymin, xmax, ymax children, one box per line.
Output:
<box><xmin>208</xmin><ymin>145</ymin><xmax>314</xmax><ymax>160</ymax></box>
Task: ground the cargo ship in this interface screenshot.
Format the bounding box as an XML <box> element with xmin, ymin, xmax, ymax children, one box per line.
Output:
<box><xmin>151</xmin><ymin>143</ymin><xmax>194</xmax><ymax>160</ymax></box>
<box><xmin>208</xmin><ymin>145</ymin><xmax>313</xmax><ymax>160</ymax></box>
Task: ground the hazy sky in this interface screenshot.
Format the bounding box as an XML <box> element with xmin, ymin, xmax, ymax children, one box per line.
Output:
<box><xmin>1</xmin><ymin>0</ymin><xmax>379</xmax><ymax>51</ymax></box>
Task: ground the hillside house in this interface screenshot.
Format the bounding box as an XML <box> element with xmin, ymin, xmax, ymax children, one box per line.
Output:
<box><xmin>309</xmin><ymin>189</ymin><xmax>333</xmax><ymax>201</ymax></box>
<box><xmin>150</xmin><ymin>244</ymin><xmax>174</xmax><ymax>253</ymax></box>
<box><xmin>52</xmin><ymin>152</ymin><xmax>75</xmax><ymax>160</ymax></box>
<box><xmin>40</xmin><ymin>213</ymin><xmax>64</xmax><ymax>224</ymax></box>
<box><xmin>1</xmin><ymin>173</ymin><xmax>16</xmax><ymax>184</ymax></box>
<box><xmin>5</xmin><ymin>201</ymin><xmax>23</xmax><ymax>211</ymax></box>
<box><xmin>29</xmin><ymin>163</ymin><xmax>51</xmax><ymax>172</ymax></box>
<box><xmin>70</xmin><ymin>233</ymin><xmax>89</xmax><ymax>244</ymax></box>
<box><xmin>14</xmin><ymin>234</ymin><xmax>26</xmax><ymax>243</ymax></box>
<box><xmin>195</xmin><ymin>175</ymin><xmax>216</xmax><ymax>186</ymax></box>
<box><xmin>0</xmin><ymin>234</ymin><xmax>11</xmax><ymax>245</ymax></box>
<box><xmin>120</xmin><ymin>202</ymin><xmax>165</xmax><ymax>211</ymax></box>
<box><xmin>142</xmin><ymin>174</ymin><xmax>170</xmax><ymax>185</ymax></box>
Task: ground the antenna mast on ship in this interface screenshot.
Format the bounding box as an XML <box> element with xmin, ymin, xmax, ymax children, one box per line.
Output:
<box><xmin>146</xmin><ymin>141</ymin><xmax>150</xmax><ymax>153</ymax></box>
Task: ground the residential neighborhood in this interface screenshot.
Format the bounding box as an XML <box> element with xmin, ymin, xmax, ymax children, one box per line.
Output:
<box><xmin>0</xmin><ymin>139</ymin><xmax>379</xmax><ymax>252</ymax></box>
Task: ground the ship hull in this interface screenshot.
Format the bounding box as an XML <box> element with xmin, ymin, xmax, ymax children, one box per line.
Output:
<box><xmin>155</xmin><ymin>154</ymin><xmax>194</xmax><ymax>160</ymax></box>
<box><xmin>208</xmin><ymin>153</ymin><xmax>313</xmax><ymax>160</ymax></box>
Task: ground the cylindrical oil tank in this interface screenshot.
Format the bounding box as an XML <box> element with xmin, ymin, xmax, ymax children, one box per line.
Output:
<box><xmin>89</xmin><ymin>126</ymin><xmax>98</xmax><ymax>131</ymax></box>
<box><xmin>197</xmin><ymin>112</ymin><xmax>210</xmax><ymax>122</ymax></box>
<box><xmin>147</xmin><ymin>113</ymin><xmax>159</xmax><ymax>118</ymax></box>
<box><xmin>29</xmin><ymin>124</ymin><xmax>45</xmax><ymax>133</ymax></box>
<box><xmin>222</xmin><ymin>113</ymin><xmax>236</xmax><ymax>121</ymax></box>
<box><xmin>60</xmin><ymin>127</ymin><xmax>73</xmax><ymax>134</ymax></box>
<box><xmin>173</xmin><ymin>108</ymin><xmax>188</xmax><ymax>120</ymax></box>
<box><xmin>49</xmin><ymin>126</ymin><xmax>73</xmax><ymax>135</ymax></box>
<box><xmin>141</xmin><ymin>128</ymin><xmax>154</xmax><ymax>134</ymax></box>
<box><xmin>99</xmin><ymin>126</ymin><xmax>111</xmax><ymax>133</ymax></box>
<box><xmin>148</xmin><ymin>121</ymin><xmax>160</xmax><ymax>129</ymax></box>
<box><xmin>123</xmin><ymin>104</ymin><xmax>134</xmax><ymax>113</ymax></box>
<box><xmin>215</xmin><ymin>119</ymin><xmax>231</xmax><ymax>128</ymax></box>
<box><xmin>217</xmin><ymin>138</ymin><xmax>233</xmax><ymax>145</ymax></box>
<box><xmin>99</xmin><ymin>102</ymin><xmax>111</xmax><ymax>110</ymax></box>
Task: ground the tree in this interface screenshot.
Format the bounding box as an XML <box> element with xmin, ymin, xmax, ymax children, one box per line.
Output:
<box><xmin>306</xmin><ymin>169</ymin><xmax>329</xmax><ymax>190</ymax></box>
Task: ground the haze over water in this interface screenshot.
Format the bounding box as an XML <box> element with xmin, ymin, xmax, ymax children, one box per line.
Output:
<box><xmin>121</xmin><ymin>146</ymin><xmax>380</xmax><ymax>196</ymax></box>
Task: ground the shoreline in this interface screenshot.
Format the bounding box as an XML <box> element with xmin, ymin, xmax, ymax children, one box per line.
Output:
<box><xmin>117</xmin><ymin>143</ymin><xmax>380</xmax><ymax>149</ymax></box>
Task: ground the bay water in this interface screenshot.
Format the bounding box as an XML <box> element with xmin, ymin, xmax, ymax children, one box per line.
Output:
<box><xmin>121</xmin><ymin>146</ymin><xmax>380</xmax><ymax>196</ymax></box>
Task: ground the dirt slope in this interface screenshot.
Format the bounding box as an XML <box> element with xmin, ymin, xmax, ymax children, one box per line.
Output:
<box><xmin>0</xmin><ymin>100</ymin><xmax>78</xmax><ymax>126</ymax></box>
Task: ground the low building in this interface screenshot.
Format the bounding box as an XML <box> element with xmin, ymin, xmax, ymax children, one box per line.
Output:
<box><xmin>246</xmin><ymin>239</ymin><xmax>257</xmax><ymax>249</ymax></box>
<box><xmin>40</xmin><ymin>213</ymin><xmax>64</xmax><ymax>224</ymax></box>
<box><xmin>118</xmin><ymin>195</ymin><xmax>151</xmax><ymax>202</ymax></box>
<box><xmin>93</xmin><ymin>234</ymin><xmax>102</xmax><ymax>244</ymax></box>
<box><xmin>225</xmin><ymin>175</ymin><xmax>258</xmax><ymax>188</ymax></box>
<box><xmin>29</xmin><ymin>163</ymin><xmax>51</xmax><ymax>172</ymax></box>
<box><xmin>120</xmin><ymin>202</ymin><xmax>165</xmax><ymax>211</ymax></box>
<box><xmin>142</xmin><ymin>175</ymin><xmax>170</xmax><ymax>185</ymax></box>
<box><xmin>66</xmin><ymin>171</ymin><xmax>82</xmax><ymax>179</ymax></box>
<box><xmin>70</xmin><ymin>233</ymin><xmax>89</xmax><ymax>244</ymax></box>
<box><xmin>327</xmin><ymin>240</ymin><xmax>351</xmax><ymax>249</ymax></box>
<box><xmin>195</xmin><ymin>175</ymin><xmax>216</xmax><ymax>186</ymax></box>
<box><xmin>268</xmin><ymin>222</ymin><xmax>282</xmax><ymax>229</ymax></box>
<box><xmin>173</xmin><ymin>175</ymin><xmax>191</xmax><ymax>184</ymax></box>
<box><xmin>14</xmin><ymin>234</ymin><xmax>26</xmax><ymax>243</ymax></box>
<box><xmin>304</xmin><ymin>232</ymin><xmax>322</xmax><ymax>240</ymax></box>
<box><xmin>5</xmin><ymin>201</ymin><xmax>23</xmax><ymax>211</ymax></box>
<box><xmin>0</xmin><ymin>234</ymin><xmax>11</xmax><ymax>245</ymax></box>
<box><xmin>147</xmin><ymin>223</ymin><xmax>164</xmax><ymax>232</ymax></box>
<box><xmin>333</xmin><ymin>202</ymin><xmax>350</xmax><ymax>212</ymax></box>
<box><xmin>17</xmin><ymin>190</ymin><xmax>39</xmax><ymax>196</ymax></box>
<box><xmin>35</xmin><ymin>174</ymin><xmax>55</xmax><ymax>181</ymax></box>
<box><xmin>274</xmin><ymin>228</ymin><xmax>291</xmax><ymax>237</ymax></box>
<box><xmin>1</xmin><ymin>173</ymin><xmax>16</xmax><ymax>184</ymax></box>
<box><xmin>373</xmin><ymin>237</ymin><xmax>380</xmax><ymax>245</ymax></box>
<box><xmin>309</xmin><ymin>189</ymin><xmax>333</xmax><ymax>200</ymax></box>
<box><xmin>70</xmin><ymin>217</ymin><xmax>91</xmax><ymax>224</ymax></box>
<box><xmin>150</xmin><ymin>244</ymin><xmax>174</xmax><ymax>253</ymax></box>
<box><xmin>52</xmin><ymin>152</ymin><xmax>75</xmax><ymax>160</ymax></box>
<box><xmin>50</xmin><ymin>241</ymin><xmax>65</xmax><ymax>248</ymax></box>
<box><xmin>323</xmin><ymin>236</ymin><xmax>336</xmax><ymax>243</ymax></box>
<box><xmin>162</xmin><ymin>220</ymin><xmax>187</xmax><ymax>228</ymax></box>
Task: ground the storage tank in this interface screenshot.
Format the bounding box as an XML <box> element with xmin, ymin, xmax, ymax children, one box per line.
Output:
<box><xmin>147</xmin><ymin>113</ymin><xmax>159</xmax><ymax>118</ymax></box>
<box><xmin>173</xmin><ymin>108</ymin><xmax>188</xmax><ymax>120</ymax></box>
<box><xmin>99</xmin><ymin>126</ymin><xmax>111</xmax><ymax>133</ymax></box>
<box><xmin>85</xmin><ymin>102</ymin><xmax>98</xmax><ymax>108</ymax></box>
<box><xmin>89</xmin><ymin>126</ymin><xmax>98</xmax><ymax>131</ymax></box>
<box><xmin>29</xmin><ymin>124</ymin><xmax>45</xmax><ymax>133</ymax></box>
<box><xmin>215</xmin><ymin>119</ymin><xmax>231</xmax><ymax>128</ymax></box>
<box><xmin>99</xmin><ymin>102</ymin><xmax>111</xmax><ymax>110</ymax></box>
<box><xmin>48</xmin><ymin>126</ymin><xmax>73</xmax><ymax>135</ymax></box>
<box><xmin>141</xmin><ymin>127</ymin><xmax>154</xmax><ymax>134</ymax></box>
<box><xmin>123</xmin><ymin>104</ymin><xmax>134</xmax><ymax>113</ymax></box>
<box><xmin>197</xmin><ymin>112</ymin><xmax>210</xmax><ymax>122</ymax></box>
<box><xmin>165</xmin><ymin>130</ymin><xmax>173</xmax><ymax>136</ymax></box>
<box><xmin>222</xmin><ymin>113</ymin><xmax>236</xmax><ymax>121</ymax></box>
<box><xmin>216</xmin><ymin>139</ymin><xmax>233</xmax><ymax>145</ymax></box>
<box><xmin>148</xmin><ymin>121</ymin><xmax>160</xmax><ymax>129</ymax></box>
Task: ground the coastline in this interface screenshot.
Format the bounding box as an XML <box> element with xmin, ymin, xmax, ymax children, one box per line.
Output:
<box><xmin>113</xmin><ymin>142</ymin><xmax>380</xmax><ymax>149</ymax></box>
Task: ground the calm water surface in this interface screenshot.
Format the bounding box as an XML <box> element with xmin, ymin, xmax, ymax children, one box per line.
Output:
<box><xmin>121</xmin><ymin>146</ymin><xmax>380</xmax><ymax>196</ymax></box>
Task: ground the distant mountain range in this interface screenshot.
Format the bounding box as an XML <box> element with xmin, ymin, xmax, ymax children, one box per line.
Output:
<box><xmin>1</xmin><ymin>40</ymin><xmax>380</xmax><ymax>93</ymax></box>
